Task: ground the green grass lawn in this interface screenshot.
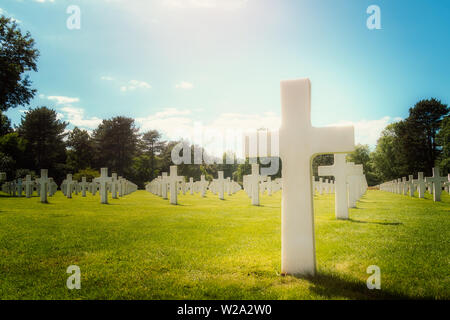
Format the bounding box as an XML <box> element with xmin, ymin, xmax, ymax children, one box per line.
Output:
<box><xmin>0</xmin><ymin>189</ymin><xmax>449</xmax><ymax>300</ymax></box>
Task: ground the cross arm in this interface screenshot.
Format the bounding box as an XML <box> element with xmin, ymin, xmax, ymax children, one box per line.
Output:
<box><xmin>310</xmin><ymin>126</ymin><xmax>354</xmax><ymax>156</ymax></box>
<box><xmin>318</xmin><ymin>166</ymin><xmax>335</xmax><ymax>177</ymax></box>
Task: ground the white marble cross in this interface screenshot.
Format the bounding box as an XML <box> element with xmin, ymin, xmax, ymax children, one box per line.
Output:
<box><xmin>94</xmin><ymin>168</ymin><xmax>112</xmax><ymax>204</ymax></box>
<box><xmin>318</xmin><ymin>154</ymin><xmax>354</xmax><ymax>219</ymax></box>
<box><xmin>37</xmin><ymin>169</ymin><xmax>50</xmax><ymax>203</ymax></box>
<box><xmin>406</xmin><ymin>175</ymin><xmax>415</xmax><ymax>197</ymax></box>
<box><xmin>80</xmin><ymin>177</ymin><xmax>89</xmax><ymax>197</ymax></box>
<box><xmin>168</xmin><ymin>166</ymin><xmax>183</xmax><ymax>205</ymax></box>
<box><xmin>17</xmin><ymin>179</ymin><xmax>23</xmax><ymax>197</ymax></box>
<box><xmin>24</xmin><ymin>175</ymin><xmax>34</xmax><ymax>198</ymax></box>
<box><xmin>425</xmin><ymin>167</ymin><xmax>447</xmax><ymax>202</ymax></box>
<box><xmin>161</xmin><ymin>172</ymin><xmax>168</xmax><ymax>199</ymax></box>
<box><xmin>226</xmin><ymin>177</ymin><xmax>231</xmax><ymax>196</ymax></box>
<box><xmin>199</xmin><ymin>175</ymin><xmax>209</xmax><ymax>197</ymax></box>
<box><xmin>215</xmin><ymin>171</ymin><xmax>226</xmax><ymax>200</ymax></box>
<box><xmin>188</xmin><ymin>177</ymin><xmax>194</xmax><ymax>195</ymax></box>
<box><xmin>66</xmin><ymin>174</ymin><xmax>74</xmax><ymax>199</ymax></box>
<box><xmin>48</xmin><ymin>178</ymin><xmax>57</xmax><ymax>196</ymax></box>
<box><xmin>248</xmin><ymin>164</ymin><xmax>260</xmax><ymax>206</ymax></box>
<box><xmin>279</xmin><ymin>78</ymin><xmax>354</xmax><ymax>276</ymax></box>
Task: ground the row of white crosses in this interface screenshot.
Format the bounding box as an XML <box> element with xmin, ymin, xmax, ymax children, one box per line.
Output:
<box><xmin>379</xmin><ymin>167</ymin><xmax>449</xmax><ymax>202</ymax></box>
<box><xmin>316</xmin><ymin>154</ymin><xmax>368</xmax><ymax>219</ymax></box>
<box><xmin>146</xmin><ymin>166</ymin><xmax>184</xmax><ymax>204</ymax></box>
<box><xmin>59</xmin><ymin>169</ymin><xmax>137</xmax><ymax>204</ymax></box>
<box><xmin>312</xmin><ymin>177</ymin><xmax>335</xmax><ymax>196</ymax></box>
<box><xmin>209</xmin><ymin>171</ymin><xmax>241</xmax><ymax>199</ymax></box>
<box><xmin>0</xmin><ymin>168</ymin><xmax>137</xmax><ymax>204</ymax></box>
<box><xmin>1</xmin><ymin>170</ymin><xmax>58</xmax><ymax>202</ymax></box>
<box><xmin>146</xmin><ymin>166</ymin><xmax>242</xmax><ymax>204</ymax></box>
<box><xmin>242</xmin><ymin>163</ymin><xmax>283</xmax><ymax>206</ymax></box>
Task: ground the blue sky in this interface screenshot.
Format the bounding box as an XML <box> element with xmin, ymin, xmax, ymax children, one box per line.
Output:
<box><xmin>2</xmin><ymin>0</ymin><xmax>450</xmax><ymax>148</ymax></box>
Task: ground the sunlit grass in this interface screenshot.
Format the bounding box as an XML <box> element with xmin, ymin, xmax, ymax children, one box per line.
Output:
<box><xmin>0</xmin><ymin>189</ymin><xmax>448</xmax><ymax>299</ymax></box>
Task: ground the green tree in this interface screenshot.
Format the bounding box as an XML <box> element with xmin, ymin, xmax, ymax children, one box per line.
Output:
<box><xmin>0</xmin><ymin>16</ymin><xmax>39</xmax><ymax>112</ymax></box>
<box><xmin>407</xmin><ymin>98</ymin><xmax>448</xmax><ymax>171</ymax></box>
<box><xmin>17</xmin><ymin>107</ymin><xmax>68</xmax><ymax>171</ymax></box>
<box><xmin>346</xmin><ymin>144</ymin><xmax>380</xmax><ymax>186</ymax></box>
<box><xmin>141</xmin><ymin>130</ymin><xmax>165</xmax><ymax>181</ymax></box>
<box><xmin>312</xmin><ymin>154</ymin><xmax>333</xmax><ymax>178</ymax></box>
<box><xmin>372</xmin><ymin>123</ymin><xmax>405</xmax><ymax>181</ymax></box>
<box><xmin>92</xmin><ymin>116</ymin><xmax>139</xmax><ymax>176</ymax></box>
<box><xmin>0</xmin><ymin>111</ymin><xmax>12</xmax><ymax>136</ymax></box>
<box><xmin>437</xmin><ymin>115</ymin><xmax>450</xmax><ymax>173</ymax></box>
<box><xmin>66</xmin><ymin>127</ymin><xmax>95</xmax><ymax>172</ymax></box>
<box><xmin>73</xmin><ymin>168</ymin><xmax>100</xmax><ymax>182</ymax></box>
<box><xmin>0</xmin><ymin>132</ymin><xmax>27</xmax><ymax>167</ymax></box>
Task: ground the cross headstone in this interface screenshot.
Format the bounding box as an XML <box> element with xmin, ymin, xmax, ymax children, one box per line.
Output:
<box><xmin>199</xmin><ymin>175</ymin><xmax>209</xmax><ymax>197</ymax></box>
<box><xmin>425</xmin><ymin>167</ymin><xmax>447</xmax><ymax>202</ymax></box>
<box><xmin>161</xmin><ymin>172</ymin><xmax>168</xmax><ymax>199</ymax></box>
<box><xmin>406</xmin><ymin>175</ymin><xmax>415</xmax><ymax>197</ymax></box>
<box><xmin>24</xmin><ymin>175</ymin><xmax>34</xmax><ymax>198</ymax></box>
<box><xmin>215</xmin><ymin>171</ymin><xmax>226</xmax><ymax>200</ymax></box>
<box><xmin>94</xmin><ymin>168</ymin><xmax>112</xmax><ymax>204</ymax></box>
<box><xmin>168</xmin><ymin>166</ymin><xmax>183</xmax><ymax>205</ymax></box>
<box><xmin>279</xmin><ymin>78</ymin><xmax>354</xmax><ymax>276</ymax></box>
<box><xmin>17</xmin><ymin>178</ymin><xmax>23</xmax><ymax>197</ymax></box>
<box><xmin>401</xmin><ymin>177</ymin><xmax>408</xmax><ymax>196</ymax></box>
<box><xmin>111</xmin><ymin>173</ymin><xmax>118</xmax><ymax>199</ymax></box>
<box><xmin>248</xmin><ymin>164</ymin><xmax>260</xmax><ymax>206</ymax></box>
<box><xmin>80</xmin><ymin>177</ymin><xmax>89</xmax><ymax>197</ymax></box>
<box><xmin>37</xmin><ymin>169</ymin><xmax>50</xmax><ymax>203</ymax></box>
<box><xmin>48</xmin><ymin>178</ymin><xmax>58</xmax><ymax>196</ymax></box>
<box><xmin>66</xmin><ymin>174</ymin><xmax>74</xmax><ymax>199</ymax></box>
<box><xmin>318</xmin><ymin>154</ymin><xmax>354</xmax><ymax>219</ymax></box>
<box><xmin>188</xmin><ymin>177</ymin><xmax>194</xmax><ymax>195</ymax></box>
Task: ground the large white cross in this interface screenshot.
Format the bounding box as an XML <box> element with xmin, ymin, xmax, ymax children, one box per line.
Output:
<box><xmin>168</xmin><ymin>166</ymin><xmax>183</xmax><ymax>205</ymax></box>
<box><xmin>37</xmin><ymin>169</ymin><xmax>50</xmax><ymax>203</ymax></box>
<box><xmin>425</xmin><ymin>167</ymin><xmax>447</xmax><ymax>202</ymax></box>
<box><xmin>94</xmin><ymin>168</ymin><xmax>112</xmax><ymax>204</ymax></box>
<box><xmin>279</xmin><ymin>78</ymin><xmax>354</xmax><ymax>276</ymax></box>
<box><xmin>318</xmin><ymin>154</ymin><xmax>354</xmax><ymax>219</ymax></box>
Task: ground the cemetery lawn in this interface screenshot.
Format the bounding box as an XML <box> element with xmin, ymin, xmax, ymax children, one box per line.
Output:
<box><xmin>0</xmin><ymin>190</ymin><xmax>449</xmax><ymax>300</ymax></box>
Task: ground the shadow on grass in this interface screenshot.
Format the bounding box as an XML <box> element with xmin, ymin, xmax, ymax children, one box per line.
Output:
<box><xmin>302</xmin><ymin>272</ymin><xmax>426</xmax><ymax>300</ymax></box>
<box><xmin>348</xmin><ymin>218</ymin><xmax>402</xmax><ymax>226</ymax></box>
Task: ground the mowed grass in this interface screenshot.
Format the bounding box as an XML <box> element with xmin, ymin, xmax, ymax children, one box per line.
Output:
<box><xmin>0</xmin><ymin>188</ymin><xmax>448</xmax><ymax>300</ymax></box>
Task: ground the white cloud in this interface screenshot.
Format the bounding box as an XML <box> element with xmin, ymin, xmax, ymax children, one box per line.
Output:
<box><xmin>136</xmin><ymin>108</ymin><xmax>193</xmax><ymax>138</ymax></box>
<box><xmin>136</xmin><ymin>110</ymin><xmax>400</xmax><ymax>156</ymax></box>
<box><xmin>329</xmin><ymin>116</ymin><xmax>403</xmax><ymax>148</ymax></box>
<box><xmin>46</xmin><ymin>95</ymin><xmax>80</xmax><ymax>105</ymax></box>
<box><xmin>120</xmin><ymin>80</ymin><xmax>152</xmax><ymax>92</ymax></box>
<box><xmin>175</xmin><ymin>81</ymin><xmax>194</xmax><ymax>90</ymax></box>
<box><xmin>59</xmin><ymin>107</ymin><xmax>102</xmax><ymax>129</ymax></box>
